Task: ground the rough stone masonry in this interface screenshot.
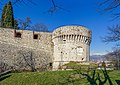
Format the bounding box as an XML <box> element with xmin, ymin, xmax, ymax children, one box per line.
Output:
<box><xmin>0</xmin><ymin>25</ymin><xmax>92</xmax><ymax>71</ymax></box>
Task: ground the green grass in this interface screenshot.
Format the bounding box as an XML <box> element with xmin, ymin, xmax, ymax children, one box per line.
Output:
<box><xmin>0</xmin><ymin>70</ymin><xmax>120</xmax><ymax>85</ymax></box>
<box><xmin>63</xmin><ymin>61</ymin><xmax>98</xmax><ymax>69</ymax></box>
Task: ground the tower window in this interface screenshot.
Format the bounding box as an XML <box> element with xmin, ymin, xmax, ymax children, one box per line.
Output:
<box><xmin>33</xmin><ymin>34</ymin><xmax>38</xmax><ymax>39</ymax></box>
<box><xmin>77</xmin><ymin>47</ymin><xmax>83</xmax><ymax>55</ymax></box>
<box><xmin>49</xmin><ymin>62</ymin><xmax>52</xmax><ymax>66</ymax></box>
<box><xmin>82</xmin><ymin>58</ymin><xmax>84</xmax><ymax>60</ymax></box>
<box><xmin>63</xmin><ymin>39</ymin><xmax>66</xmax><ymax>41</ymax></box>
<box><xmin>63</xmin><ymin>39</ymin><xmax>66</xmax><ymax>44</ymax></box>
<box><xmin>15</xmin><ymin>32</ymin><xmax>21</xmax><ymax>38</ymax></box>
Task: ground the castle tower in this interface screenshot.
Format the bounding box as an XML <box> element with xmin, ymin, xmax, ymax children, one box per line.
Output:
<box><xmin>52</xmin><ymin>26</ymin><xmax>92</xmax><ymax>70</ymax></box>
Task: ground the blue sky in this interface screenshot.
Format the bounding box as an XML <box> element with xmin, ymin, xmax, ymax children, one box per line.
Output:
<box><xmin>0</xmin><ymin>0</ymin><xmax>118</xmax><ymax>55</ymax></box>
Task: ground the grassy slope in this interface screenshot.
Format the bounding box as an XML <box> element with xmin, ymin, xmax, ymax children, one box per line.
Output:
<box><xmin>0</xmin><ymin>70</ymin><xmax>120</xmax><ymax>85</ymax></box>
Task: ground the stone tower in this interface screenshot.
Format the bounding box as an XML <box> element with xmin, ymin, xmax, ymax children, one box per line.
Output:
<box><xmin>52</xmin><ymin>26</ymin><xmax>92</xmax><ymax>70</ymax></box>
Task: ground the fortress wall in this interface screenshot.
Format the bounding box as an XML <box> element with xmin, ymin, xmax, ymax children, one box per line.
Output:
<box><xmin>0</xmin><ymin>28</ymin><xmax>53</xmax><ymax>51</ymax></box>
<box><xmin>0</xmin><ymin>28</ymin><xmax>53</xmax><ymax>71</ymax></box>
<box><xmin>0</xmin><ymin>26</ymin><xmax>92</xmax><ymax>71</ymax></box>
<box><xmin>0</xmin><ymin>42</ymin><xmax>53</xmax><ymax>71</ymax></box>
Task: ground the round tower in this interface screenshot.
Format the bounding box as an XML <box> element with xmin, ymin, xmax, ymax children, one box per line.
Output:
<box><xmin>52</xmin><ymin>26</ymin><xmax>92</xmax><ymax>70</ymax></box>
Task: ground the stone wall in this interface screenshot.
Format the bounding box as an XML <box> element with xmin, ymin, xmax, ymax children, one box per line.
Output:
<box><xmin>0</xmin><ymin>28</ymin><xmax>53</xmax><ymax>72</ymax></box>
<box><xmin>0</xmin><ymin>28</ymin><xmax>53</xmax><ymax>51</ymax></box>
<box><xmin>0</xmin><ymin>26</ymin><xmax>92</xmax><ymax>71</ymax></box>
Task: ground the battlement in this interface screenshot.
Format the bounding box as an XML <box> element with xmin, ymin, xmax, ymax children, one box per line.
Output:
<box><xmin>0</xmin><ymin>28</ymin><xmax>53</xmax><ymax>50</ymax></box>
<box><xmin>53</xmin><ymin>26</ymin><xmax>92</xmax><ymax>37</ymax></box>
<box><xmin>52</xmin><ymin>26</ymin><xmax>92</xmax><ymax>45</ymax></box>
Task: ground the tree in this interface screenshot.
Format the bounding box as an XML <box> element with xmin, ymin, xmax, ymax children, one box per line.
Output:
<box><xmin>101</xmin><ymin>1</ymin><xmax>120</xmax><ymax>47</ymax></box>
<box><xmin>104</xmin><ymin>49</ymin><xmax>120</xmax><ymax>70</ymax></box>
<box><xmin>104</xmin><ymin>49</ymin><xmax>120</xmax><ymax>61</ymax></box>
<box><xmin>100</xmin><ymin>0</ymin><xmax>120</xmax><ymax>19</ymax></box>
<box><xmin>1</xmin><ymin>1</ymin><xmax>14</xmax><ymax>28</ymax></box>
<box><xmin>13</xmin><ymin>49</ymin><xmax>51</xmax><ymax>72</ymax></box>
<box><xmin>18</xmin><ymin>17</ymin><xmax>31</xmax><ymax>30</ymax></box>
<box><xmin>4</xmin><ymin>1</ymin><xmax>14</xmax><ymax>28</ymax></box>
<box><xmin>0</xmin><ymin>47</ymin><xmax>12</xmax><ymax>72</ymax></box>
<box><xmin>1</xmin><ymin>4</ymin><xmax>7</xmax><ymax>27</ymax></box>
<box><xmin>48</xmin><ymin>0</ymin><xmax>68</xmax><ymax>15</ymax></box>
<box><xmin>103</xmin><ymin>25</ymin><xmax>120</xmax><ymax>43</ymax></box>
<box><xmin>102</xmin><ymin>61</ymin><xmax>106</xmax><ymax>68</ymax></box>
<box><xmin>0</xmin><ymin>0</ymin><xmax>66</xmax><ymax>15</ymax></box>
<box><xmin>14</xmin><ymin>19</ymin><xmax>18</xmax><ymax>29</ymax></box>
<box><xmin>14</xmin><ymin>50</ymin><xmax>36</xmax><ymax>72</ymax></box>
<box><xmin>30</xmin><ymin>23</ymin><xmax>48</xmax><ymax>32</ymax></box>
<box><xmin>100</xmin><ymin>0</ymin><xmax>120</xmax><ymax>68</ymax></box>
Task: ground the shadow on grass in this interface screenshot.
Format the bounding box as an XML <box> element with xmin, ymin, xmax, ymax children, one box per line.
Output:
<box><xmin>115</xmin><ymin>80</ymin><xmax>120</xmax><ymax>85</ymax></box>
<box><xmin>80</xmin><ymin>68</ymin><xmax>113</xmax><ymax>85</ymax></box>
<box><xmin>0</xmin><ymin>75</ymin><xmax>11</xmax><ymax>81</ymax></box>
<box><xmin>58</xmin><ymin>67</ymin><xmax>113</xmax><ymax>85</ymax></box>
<box><xmin>80</xmin><ymin>69</ymin><xmax>97</xmax><ymax>85</ymax></box>
<box><xmin>98</xmin><ymin>69</ymin><xmax>113</xmax><ymax>85</ymax></box>
<box><xmin>0</xmin><ymin>70</ymin><xmax>12</xmax><ymax>82</ymax></box>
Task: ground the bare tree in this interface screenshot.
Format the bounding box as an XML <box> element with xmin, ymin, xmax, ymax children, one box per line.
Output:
<box><xmin>0</xmin><ymin>0</ymin><xmax>66</xmax><ymax>14</ymax></box>
<box><xmin>104</xmin><ymin>49</ymin><xmax>120</xmax><ymax>61</ymax></box>
<box><xmin>0</xmin><ymin>50</ymin><xmax>11</xmax><ymax>72</ymax></box>
<box><xmin>0</xmin><ymin>62</ymin><xmax>9</xmax><ymax>72</ymax></box>
<box><xmin>100</xmin><ymin>1</ymin><xmax>120</xmax><ymax>48</ymax></box>
<box><xmin>22</xmin><ymin>51</ymin><xmax>36</xmax><ymax>72</ymax></box>
<box><xmin>14</xmin><ymin>50</ymin><xmax>36</xmax><ymax>72</ymax></box>
<box><xmin>13</xmin><ymin>49</ymin><xmax>51</xmax><ymax>72</ymax></box>
<box><xmin>104</xmin><ymin>49</ymin><xmax>120</xmax><ymax>70</ymax></box>
<box><xmin>103</xmin><ymin>25</ymin><xmax>120</xmax><ymax>43</ymax></box>
<box><xmin>0</xmin><ymin>0</ymin><xmax>37</xmax><ymax>7</ymax></box>
<box><xmin>100</xmin><ymin>0</ymin><xmax>120</xmax><ymax>19</ymax></box>
<box><xmin>30</xmin><ymin>23</ymin><xmax>48</xmax><ymax>32</ymax></box>
<box><xmin>17</xmin><ymin>17</ymin><xmax>31</xmax><ymax>30</ymax></box>
<box><xmin>48</xmin><ymin>0</ymin><xmax>68</xmax><ymax>15</ymax></box>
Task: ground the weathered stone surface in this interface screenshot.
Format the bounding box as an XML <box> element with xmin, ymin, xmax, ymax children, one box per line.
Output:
<box><xmin>52</xmin><ymin>26</ymin><xmax>92</xmax><ymax>70</ymax></box>
<box><xmin>0</xmin><ymin>25</ymin><xmax>92</xmax><ymax>71</ymax></box>
<box><xmin>0</xmin><ymin>28</ymin><xmax>53</xmax><ymax>71</ymax></box>
<box><xmin>0</xmin><ymin>42</ymin><xmax>52</xmax><ymax>71</ymax></box>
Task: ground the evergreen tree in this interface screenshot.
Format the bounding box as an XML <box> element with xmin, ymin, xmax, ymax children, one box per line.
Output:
<box><xmin>1</xmin><ymin>4</ymin><xmax>7</xmax><ymax>27</ymax></box>
<box><xmin>4</xmin><ymin>1</ymin><xmax>14</xmax><ymax>28</ymax></box>
<box><xmin>14</xmin><ymin>19</ymin><xmax>18</xmax><ymax>29</ymax></box>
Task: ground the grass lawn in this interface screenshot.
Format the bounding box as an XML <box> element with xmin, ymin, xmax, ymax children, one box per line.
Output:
<box><xmin>0</xmin><ymin>70</ymin><xmax>120</xmax><ymax>85</ymax></box>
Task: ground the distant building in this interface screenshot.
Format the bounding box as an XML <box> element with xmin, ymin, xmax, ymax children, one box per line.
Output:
<box><xmin>98</xmin><ymin>61</ymin><xmax>114</xmax><ymax>70</ymax></box>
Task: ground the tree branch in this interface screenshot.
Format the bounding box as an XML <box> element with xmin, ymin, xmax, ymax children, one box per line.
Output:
<box><xmin>100</xmin><ymin>0</ymin><xmax>120</xmax><ymax>19</ymax></box>
<box><xmin>103</xmin><ymin>25</ymin><xmax>120</xmax><ymax>42</ymax></box>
